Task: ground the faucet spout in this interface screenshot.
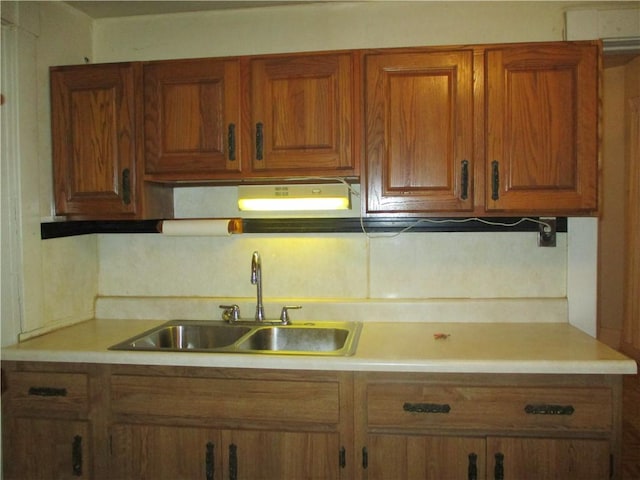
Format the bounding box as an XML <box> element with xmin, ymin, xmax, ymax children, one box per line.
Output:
<box><xmin>251</xmin><ymin>251</ymin><xmax>265</xmax><ymax>322</ymax></box>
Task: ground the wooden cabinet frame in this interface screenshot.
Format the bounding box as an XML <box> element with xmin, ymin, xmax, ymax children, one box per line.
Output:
<box><xmin>2</xmin><ymin>362</ymin><xmax>622</xmax><ymax>480</ymax></box>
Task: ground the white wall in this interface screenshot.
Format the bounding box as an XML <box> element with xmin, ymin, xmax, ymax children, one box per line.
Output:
<box><xmin>0</xmin><ymin>1</ymin><xmax>96</xmax><ymax>344</ymax></box>
<box><xmin>93</xmin><ymin>1</ymin><xmax>569</xmax><ymax>62</ymax></box>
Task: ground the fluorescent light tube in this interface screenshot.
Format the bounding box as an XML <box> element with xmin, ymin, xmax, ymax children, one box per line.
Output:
<box><xmin>238</xmin><ymin>184</ymin><xmax>351</xmax><ymax>211</ymax></box>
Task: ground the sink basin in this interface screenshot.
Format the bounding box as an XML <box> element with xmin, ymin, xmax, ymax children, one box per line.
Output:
<box><xmin>109</xmin><ymin>320</ymin><xmax>252</xmax><ymax>352</ymax></box>
<box><xmin>109</xmin><ymin>320</ymin><xmax>361</xmax><ymax>356</ymax></box>
<box><xmin>236</xmin><ymin>325</ymin><xmax>355</xmax><ymax>354</ymax></box>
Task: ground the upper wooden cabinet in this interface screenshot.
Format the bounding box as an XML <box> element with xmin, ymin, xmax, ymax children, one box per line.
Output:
<box><xmin>144</xmin><ymin>58</ymin><xmax>242</xmax><ymax>180</ymax></box>
<box><xmin>51</xmin><ymin>63</ymin><xmax>141</xmax><ymax>218</ymax></box>
<box><xmin>50</xmin><ymin>41</ymin><xmax>599</xmax><ymax>218</ymax></box>
<box><xmin>364</xmin><ymin>41</ymin><xmax>600</xmax><ymax>216</ymax></box>
<box><xmin>485</xmin><ymin>42</ymin><xmax>599</xmax><ymax>214</ymax></box>
<box><xmin>365</xmin><ymin>49</ymin><xmax>475</xmax><ymax>214</ymax></box>
<box><xmin>143</xmin><ymin>52</ymin><xmax>358</xmax><ymax>181</ymax></box>
<box><xmin>248</xmin><ymin>52</ymin><xmax>358</xmax><ymax>177</ymax></box>
<box><xmin>51</xmin><ymin>63</ymin><xmax>173</xmax><ymax>220</ymax></box>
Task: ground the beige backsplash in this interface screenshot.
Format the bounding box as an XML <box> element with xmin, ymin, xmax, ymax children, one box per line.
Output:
<box><xmin>94</xmin><ymin>230</ymin><xmax>567</xmax><ymax>323</ymax></box>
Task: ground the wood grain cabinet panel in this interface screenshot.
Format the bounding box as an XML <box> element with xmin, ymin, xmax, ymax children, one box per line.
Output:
<box><xmin>248</xmin><ymin>52</ymin><xmax>358</xmax><ymax>177</ymax></box>
<box><xmin>355</xmin><ymin>373</ymin><xmax>620</xmax><ymax>480</ymax></box>
<box><xmin>364</xmin><ymin>434</ymin><xmax>485</xmax><ymax>480</ymax></box>
<box><xmin>365</xmin><ymin>49</ymin><xmax>474</xmax><ymax>213</ymax></box>
<box><xmin>51</xmin><ymin>63</ymin><xmax>140</xmax><ymax>218</ymax></box>
<box><xmin>144</xmin><ymin>58</ymin><xmax>242</xmax><ymax>179</ymax></box>
<box><xmin>1</xmin><ymin>363</ymin><xmax>100</xmax><ymax>479</ymax></box>
<box><xmin>487</xmin><ymin>436</ymin><xmax>610</xmax><ymax>480</ymax></box>
<box><xmin>110</xmin><ymin>424</ymin><xmax>220</xmax><ymax>480</ymax></box>
<box><xmin>485</xmin><ymin>42</ymin><xmax>599</xmax><ymax>213</ymax></box>
<box><xmin>108</xmin><ymin>367</ymin><xmax>351</xmax><ymax>479</ymax></box>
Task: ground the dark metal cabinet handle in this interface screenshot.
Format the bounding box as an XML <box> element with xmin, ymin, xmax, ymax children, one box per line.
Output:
<box><xmin>362</xmin><ymin>447</ymin><xmax>368</xmax><ymax>469</ymax></box>
<box><xmin>122</xmin><ymin>168</ymin><xmax>131</xmax><ymax>205</ymax></box>
<box><xmin>72</xmin><ymin>435</ymin><xmax>82</xmax><ymax>476</ymax></box>
<box><xmin>468</xmin><ymin>453</ymin><xmax>478</xmax><ymax>480</ymax></box>
<box><xmin>494</xmin><ymin>452</ymin><xmax>504</xmax><ymax>480</ymax></box>
<box><xmin>403</xmin><ymin>402</ymin><xmax>451</xmax><ymax>414</ymax></box>
<box><xmin>255</xmin><ymin>122</ymin><xmax>264</xmax><ymax>160</ymax></box>
<box><xmin>205</xmin><ymin>442</ymin><xmax>214</xmax><ymax>480</ymax></box>
<box><xmin>28</xmin><ymin>386</ymin><xmax>67</xmax><ymax>397</ymax></box>
<box><xmin>491</xmin><ymin>161</ymin><xmax>500</xmax><ymax>200</ymax></box>
<box><xmin>339</xmin><ymin>447</ymin><xmax>346</xmax><ymax>469</ymax></box>
<box><xmin>229</xmin><ymin>444</ymin><xmax>238</xmax><ymax>480</ymax></box>
<box><xmin>525</xmin><ymin>404</ymin><xmax>575</xmax><ymax>415</ymax></box>
<box><xmin>461</xmin><ymin>160</ymin><xmax>469</xmax><ymax>200</ymax></box>
<box><xmin>228</xmin><ymin>124</ymin><xmax>236</xmax><ymax>161</ymax></box>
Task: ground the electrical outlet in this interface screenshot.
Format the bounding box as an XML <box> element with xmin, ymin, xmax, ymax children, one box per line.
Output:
<box><xmin>538</xmin><ymin>217</ymin><xmax>556</xmax><ymax>247</ymax></box>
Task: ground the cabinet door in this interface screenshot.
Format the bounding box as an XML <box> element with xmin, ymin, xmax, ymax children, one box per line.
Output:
<box><xmin>3</xmin><ymin>418</ymin><xmax>90</xmax><ymax>480</ymax></box>
<box><xmin>365</xmin><ymin>50</ymin><xmax>474</xmax><ymax>213</ymax></box>
<box><xmin>364</xmin><ymin>434</ymin><xmax>485</xmax><ymax>480</ymax></box>
<box><xmin>144</xmin><ymin>58</ymin><xmax>241</xmax><ymax>178</ymax></box>
<box><xmin>51</xmin><ymin>63</ymin><xmax>139</xmax><ymax>218</ymax></box>
<box><xmin>222</xmin><ymin>430</ymin><xmax>342</xmax><ymax>480</ymax></box>
<box><xmin>110</xmin><ymin>424</ymin><xmax>220</xmax><ymax>480</ymax></box>
<box><xmin>249</xmin><ymin>53</ymin><xmax>357</xmax><ymax>176</ymax></box>
<box><xmin>487</xmin><ymin>437</ymin><xmax>610</xmax><ymax>480</ymax></box>
<box><xmin>486</xmin><ymin>42</ymin><xmax>599</xmax><ymax>213</ymax></box>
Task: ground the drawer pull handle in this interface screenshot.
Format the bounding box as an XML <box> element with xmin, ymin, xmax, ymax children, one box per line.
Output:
<box><xmin>229</xmin><ymin>444</ymin><xmax>238</xmax><ymax>480</ymax></box>
<box><xmin>339</xmin><ymin>446</ymin><xmax>346</xmax><ymax>469</ymax></box>
<box><xmin>72</xmin><ymin>435</ymin><xmax>82</xmax><ymax>476</ymax></box>
<box><xmin>494</xmin><ymin>452</ymin><xmax>504</xmax><ymax>480</ymax></box>
<box><xmin>121</xmin><ymin>168</ymin><xmax>131</xmax><ymax>205</ymax></box>
<box><xmin>468</xmin><ymin>453</ymin><xmax>478</xmax><ymax>480</ymax></box>
<box><xmin>461</xmin><ymin>159</ymin><xmax>469</xmax><ymax>200</ymax></box>
<box><xmin>491</xmin><ymin>160</ymin><xmax>500</xmax><ymax>200</ymax></box>
<box><xmin>403</xmin><ymin>402</ymin><xmax>451</xmax><ymax>414</ymax></box>
<box><xmin>28</xmin><ymin>386</ymin><xmax>67</xmax><ymax>397</ymax></box>
<box><xmin>205</xmin><ymin>442</ymin><xmax>214</xmax><ymax>480</ymax></box>
<box><xmin>255</xmin><ymin>122</ymin><xmax>264</xmax><ymax>160</ymax></box>
<box><xmin>525</xmin><ymin>404</ymin><xmax>575</xmax><ymax>415</ymax></box>
<box><xmin>228</xmin><ymin>124</ymin><xmax>236</xmax><ymax>161</ymax></box>
<box><xmin>362</xmin><ymin>447</ymin><xmax>368</xmax><ymax>469</ymax></box>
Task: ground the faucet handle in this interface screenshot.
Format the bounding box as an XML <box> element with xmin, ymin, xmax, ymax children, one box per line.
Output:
<box><xmin>280</xmin><ymin>305</ymin><xmax>302</xmax><ymax>325</ymax></box>
<box><xmin>219</xmin><ymin>304</ymin><xmax>241</xmax><ymax>322</ymax></box>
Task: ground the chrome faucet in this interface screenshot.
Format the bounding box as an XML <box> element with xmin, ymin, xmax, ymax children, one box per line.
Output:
<box><xmin>251</xmin><ymin>251</ymin><xmax>265</xmax><ymax>322</ymax></box>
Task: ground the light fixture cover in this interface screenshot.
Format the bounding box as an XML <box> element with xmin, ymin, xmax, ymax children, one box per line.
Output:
<box><xmin>238</xmin><ymin>184</ymin><xmax>351</xmax><ymax>211</ymax></box>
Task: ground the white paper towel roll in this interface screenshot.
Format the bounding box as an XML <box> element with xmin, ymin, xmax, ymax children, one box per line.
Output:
<box><xmin>158</xmin><ymin>219</ymin><xmax>242</xmax><ymax>236</ymax></box>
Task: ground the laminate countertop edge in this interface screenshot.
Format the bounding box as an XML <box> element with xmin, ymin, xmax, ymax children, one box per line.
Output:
<box><xmin>1</xmin><ymin>319</ymin><xmax>636</xmax><ymax>375</ymax></box>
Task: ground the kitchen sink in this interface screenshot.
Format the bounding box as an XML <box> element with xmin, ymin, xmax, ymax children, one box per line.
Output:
<box><xmin>236</xmin><ymin>325</ymin><xmax>354</xmax><ymax>354</ymax></box>
<box><xmin>109</xmin><ymin>320</ymin><xmax>361</xmax><ymax>356</ymax></box>
<box><xmin>109</xmin><ymin>320</ymin><xmax>253</xmax><ymax>352</ymax></box>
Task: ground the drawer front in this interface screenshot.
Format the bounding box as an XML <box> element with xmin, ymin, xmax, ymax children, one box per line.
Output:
<box><xmin>9</xmin><ymin>372</ymin><xmax>89</xmax><ymax>415</ymax></box>
<box><xmin>367</xmin><ymin>384</ymin><xmax>612</xmax><ymax>432</ymax></box>
<box><xmin>111</xmin><ymin>375</ymin><xmax>340</xmax><ymax>425</ymax></box>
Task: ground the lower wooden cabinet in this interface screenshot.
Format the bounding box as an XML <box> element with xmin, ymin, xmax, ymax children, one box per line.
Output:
<box><xmin>363</xmin><ymin>434</ymin><xmax>485</xmax><ymax>479</ymax></box>
<box><xmin>361</xmin><ymin>434</ymin><xmax>610</xmax><ymax>480</ymax></box>
<box><xmin>110</xmin><ymin>423</ymin><xmax>342</xmax><ymax>480</ymax></box>
<box><xmin>1</xmin><ymin>363</ymin><xmax>623</xmax><ymax>480</ymax></box>
<box><xmin>6</xmin><ymin>418</ymin><xmax>90</xmax><ymax>480</ymax></box>
<box><xmin>354</xmin><ymin>372</ymin><xmax>621</xmax><ymax>480</ymax></box>
<box><xmin>1</xmin><ymin>364</ymin><xmax>99</xmax><ymax>479</ymax></box>
<box><xmin>107</xmin><ymin>365</ymin><xmax>352</xmax><ymax>480</ymax></box>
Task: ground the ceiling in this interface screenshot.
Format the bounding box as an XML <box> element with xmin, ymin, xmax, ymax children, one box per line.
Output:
<box><xmin>65</xmin><ymin>1</ymin><xmax>318</xmax><ymax>19</ymax></box>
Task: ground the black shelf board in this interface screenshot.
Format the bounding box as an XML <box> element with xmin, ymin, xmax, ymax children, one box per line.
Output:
<box><xmin>41</xmin><ymin>219</ymin><xmax>162</xmax><ymax>239</ymax></box>
<box><xmin>41</xmin><ymin>217</ymin><xmax>567</xmax><ymax>239</ymax></box>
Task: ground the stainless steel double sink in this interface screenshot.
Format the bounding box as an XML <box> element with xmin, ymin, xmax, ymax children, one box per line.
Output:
<box><xmin>109</xmin><ymin>320</ymin><xmax>361</xmax><ymax>356</ymax></box>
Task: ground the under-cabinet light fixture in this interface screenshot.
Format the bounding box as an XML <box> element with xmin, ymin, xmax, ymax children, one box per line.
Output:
<box><xmin>237</xmin><ymin>184</ymin><xmax>351</xmax><ymax>211</ymax></box>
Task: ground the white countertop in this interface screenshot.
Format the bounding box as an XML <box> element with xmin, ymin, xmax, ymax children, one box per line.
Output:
<box><xmin>1</xmin><ymin>319</ymin><xmax>636</xmax><ymax>375</ymax></box>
